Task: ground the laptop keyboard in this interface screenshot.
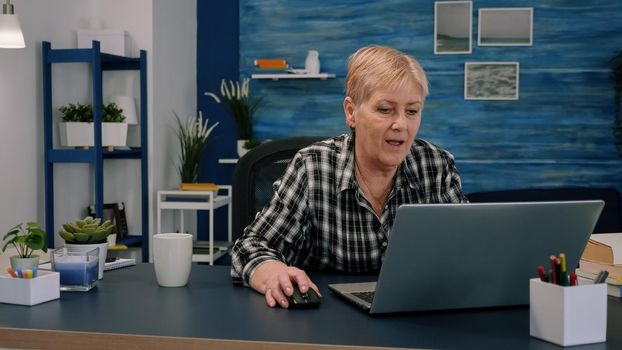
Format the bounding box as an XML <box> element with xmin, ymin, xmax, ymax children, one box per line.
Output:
<box><xmin>352</xmin><ymin>291</ymin><xmax>375</xmax><ymax>304</ymax></box>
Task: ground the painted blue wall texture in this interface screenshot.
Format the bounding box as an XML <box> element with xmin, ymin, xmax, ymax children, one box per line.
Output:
<box><xmin>224</xmin><ymin>0</ymin><xmax>622</xmax><ymax>195</ymax></box>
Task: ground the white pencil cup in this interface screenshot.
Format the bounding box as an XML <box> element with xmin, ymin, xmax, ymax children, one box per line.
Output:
<box><xmin>529</xmin><ymin>278</ymin><xmax>607</xmax><ymax>346</ymax></box>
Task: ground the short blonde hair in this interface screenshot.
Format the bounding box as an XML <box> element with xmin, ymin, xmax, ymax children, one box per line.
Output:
<box><xmin>345</xmin><ymin>46</ymin><xmax>429</xmax><ymax>106</ymax></box>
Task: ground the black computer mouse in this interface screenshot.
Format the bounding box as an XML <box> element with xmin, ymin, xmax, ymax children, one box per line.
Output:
<box><xmin>287</xmin><ymin>285</ymin><xmax>321</xmax><ymax>309</ymax></box>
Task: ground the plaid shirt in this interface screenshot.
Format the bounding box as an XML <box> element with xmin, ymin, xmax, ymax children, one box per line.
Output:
<box><xmin>230</xmin><ymin>134</ymin><xmax>467</xmax><ymax>285</ymax></box>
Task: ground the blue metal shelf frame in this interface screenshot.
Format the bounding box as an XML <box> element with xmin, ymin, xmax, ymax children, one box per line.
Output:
<box><xmin>42</xmin><ymin>41</ymin><xmax>149</xmax><ymax>262</ymax></box>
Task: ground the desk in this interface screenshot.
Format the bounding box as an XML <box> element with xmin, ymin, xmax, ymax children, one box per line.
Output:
<box><xmin>156</xmin><ymin>188</ymin><xmax>232</xmax><ymax>264</ymax></box>
<box><xmin>1</xmin><ymin>264</ymin><xmax>622</xmax><ymax>350</ymax></box>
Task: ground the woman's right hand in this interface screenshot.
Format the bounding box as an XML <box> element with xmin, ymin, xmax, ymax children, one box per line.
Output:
<box><xmin>250</xmin><ymin>260</ymin><xmax>321</xmax><ymax>308</ymax></box>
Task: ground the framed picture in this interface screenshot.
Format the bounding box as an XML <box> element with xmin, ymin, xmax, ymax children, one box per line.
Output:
<box><xmin>464</xmin><ymin>62</ymin><xmax>520</xmax><ymax>100</ymax></box>
<box><xmin>87</xmin><ymin>202</ymin><xmax>129</xmax><ymax>240</ymax></box>
<box><xmin>434</xmin><ymin>1</ymin><xmax>472</xmax><ymax>54</ymax></box>
<box><xmin>478</xmin><ymin>8</ymin><xmax>533</xmax><ymax>46</ymax></box>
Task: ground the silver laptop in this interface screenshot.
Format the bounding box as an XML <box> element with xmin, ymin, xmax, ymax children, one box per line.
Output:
<box><xmin>328</xmin><ymin>201</ymin><xmax>604</xmax><ymax>314</ymax></box>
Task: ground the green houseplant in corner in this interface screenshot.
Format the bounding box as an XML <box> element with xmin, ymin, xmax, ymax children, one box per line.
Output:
<box><xmin>611</xmin><ymin>51</ymin><xmax>622</xmax><ymax>156</ymax></box>
<box><xmin>213</xmin><ymin>78</ymin><xmax>263</xmax><ymax>157</ymax></box>
<box><xmin>2</xmin><ymin>222</ymin><xmax>48</xmax><ymax>272</ymax></box>
<box><xmin>174</xmin><ymin>111</ymin><xmax>219</xmax><ymax>184</ymax></box>
<box><xmin>58</xmin><ymin>216</ymin><xmax>114</xmax><ymax>279</ymax></box>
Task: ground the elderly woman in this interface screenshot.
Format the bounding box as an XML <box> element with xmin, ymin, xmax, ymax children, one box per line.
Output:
<box><xmin>231</xmin><ymin>45</ymin><xmax>467</xmax><ymax>308</ymax></box>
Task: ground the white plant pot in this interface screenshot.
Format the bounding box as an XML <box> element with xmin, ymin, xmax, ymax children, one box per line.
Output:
<box><xmin>59</xmin><ymin>122</ymin><xmax>93</xmax><ymax>147</ymax></box>
<box><xmin>102</xmin><ymin>122</ymin><xmax>128</xmax><ymax>147</ymax></box>
<box><xmin>237</xmin><ymin>139</ymin><xmax>249</xmax><ymax>157</ymax></box>
<box><xmin>65</xmin><ymin>242</ymin><xmax>108</xmax><ymax>280</ymax></box>
<box><xmin>9</xmin><ymin>255</ymin><xmax>40</xmax><ymax>272</ymax></box>
<box><xmin>59</xmin><ymin>122</ymin><xmax>128</xmax><ymax>148</ymax></box>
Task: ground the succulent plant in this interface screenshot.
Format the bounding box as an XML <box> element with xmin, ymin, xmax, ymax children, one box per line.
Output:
<box><xmin>59</xmin><ymin>216</ymin><xmax>114</xmax><ymax>244</ymax></box>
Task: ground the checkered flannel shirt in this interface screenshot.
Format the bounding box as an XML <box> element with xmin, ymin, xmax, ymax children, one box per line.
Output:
<box><xmin>230</xmin><ymin>134</ymin><xmax>468</xmax><ymax>285</ymax></box>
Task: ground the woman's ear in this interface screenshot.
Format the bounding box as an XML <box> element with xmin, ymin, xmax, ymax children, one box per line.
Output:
<box><xmin>343</xmin><ymin>96</ymin><xmax>356</xmax><ymax>128</ymax></box>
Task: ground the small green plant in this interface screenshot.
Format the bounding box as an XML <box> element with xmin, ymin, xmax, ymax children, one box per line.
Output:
<box><xmin>102</xmin><ymin>102</ymin><xmax>126</xmax><ymax>123</ymax></box>
<box><xmin>244</xmin><ymin>138</ymin><xmax>261</xmax><ymax>149</ymax></box>
<box><xmin>58</xmin><ymin>216</ymin><xmax>114</xmax><ymax>244</ymax></box>
<box><xmin>207</xmin><ymin>78</ymin><xmax>263</xmax><ymax>147</ymax></box>
<box><xmin>1</xmin><ymin>222</ymin><xmax>48</xmax><ymax>258</ymax></box>
<box><xmin>58</xmin><ymin>102</ymin><xmax>126</xmax><ymax>123</ymax></box>
<box><xmin>174</xmin><ymin>111</ymin><xmax>219</xmax><ymax>183</ymax></box>
<box><xmin>59</xmin><ymin>103</ymin><xmax>93</xmax><ymax>122</ymax></box>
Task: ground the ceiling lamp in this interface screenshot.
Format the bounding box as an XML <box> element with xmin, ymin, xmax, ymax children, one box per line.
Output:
<box><xmin>0</xmin><ymin>0</ymin><xmax>25</xmax><ymax>49</ymax></box>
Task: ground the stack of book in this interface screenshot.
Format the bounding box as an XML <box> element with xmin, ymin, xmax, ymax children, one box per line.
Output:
<box><xmin>179</xmin><ymin>183</ymin><xmax>218</xmax><ymax>191</ymax></box>
<box><xmin>579</xmin><ymin>232</ymin><xmax>622</xmax><ymax>297</ymax></box>
<box><xmin>254</xmin><ymin>58</ymin><xmax>290</xmax><ymax>74</ymax></box>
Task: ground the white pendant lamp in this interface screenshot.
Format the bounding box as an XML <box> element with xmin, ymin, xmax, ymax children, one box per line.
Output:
<box><xmin>0</xmin><ymin>0</ymin><xmax>25</xmax><ymax>49</ymax></box>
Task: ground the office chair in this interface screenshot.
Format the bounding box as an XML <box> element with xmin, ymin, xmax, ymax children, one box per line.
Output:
<box><xmin>232</xmin><ymin>136</ymin><xmax>325</xmax><ymax>241</ymax></box>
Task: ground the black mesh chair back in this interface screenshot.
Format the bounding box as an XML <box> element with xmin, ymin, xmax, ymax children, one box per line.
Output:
<box><xmin>232</xmin><ymin>136</ymin><xmax>325</xmax><ymax>241</ymax></box>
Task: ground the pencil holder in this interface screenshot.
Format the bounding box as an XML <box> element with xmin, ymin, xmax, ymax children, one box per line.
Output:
<box><xmin>529</xmin><ymin>278</ymin><xmax>607</xmax><ymax>346</ymax></box>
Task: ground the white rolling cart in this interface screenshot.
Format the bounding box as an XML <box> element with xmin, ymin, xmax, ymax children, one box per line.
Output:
<box><xmin>156</xmin><ymin>186</ymin><xmax>232</xmax><ymax>264</ymax></box>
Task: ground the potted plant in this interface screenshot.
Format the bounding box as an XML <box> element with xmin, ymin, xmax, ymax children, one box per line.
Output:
<box><xmin>58</xmin><ymin>102</ymin><xmax>127</xmax><ymax>149</ymax></box>
<box><xmin>58</xmin><ymin>102</ymin><xmax>93</xmax><ymax>147</ymax></box>
<box><xmin>611</xmin><ymin>51</ymin><xmax>622</xmax><ymax>156</ymax></box>
<box><xmin>1</xmin><ymin>222</ymin><xmax>48</xmax><ymax>272</ymax></box>
<box><xmin>216</xmin><ymin>78</ymin><xmax>263</xmax><ymax>157</ymax></box>
<box><xmin>101</xmin><ymin>101</ymin><xmax>128</xmax><ymax>149</ymax></box>
<box><xmin>174</xmin><ymin>111</ymin><xmax>219</xmax><ymax>184</ymax></box>
<box><xmin>58</xmin><ymin>216</ymin><xmax>114</xmax><ymax>279</ymax></box>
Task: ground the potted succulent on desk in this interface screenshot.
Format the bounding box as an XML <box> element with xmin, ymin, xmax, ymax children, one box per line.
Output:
<box><xmin>58</xmin><ymin>216</ymin><xmax>114</xmax><ymax>280</ymax></box>
<box><xmin>1</xmin><ymin>222</ymin><xmax>48</xmax><ymax>272</ymax></box>
<box><xmin>58</xmin><ymin>102</ymin><xmax>127</xmax><ymax>150</ymax></box>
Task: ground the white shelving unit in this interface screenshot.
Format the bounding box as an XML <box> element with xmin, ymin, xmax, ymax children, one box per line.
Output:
<box><xmin>251</xmin><ymin>73</ymin><xmax>336</xmax><ymax>80</ymax></box>
<box><xmin>156</xmin><ymin>187</ymin><xmax>232</xmax><ymax>265</ymax></box>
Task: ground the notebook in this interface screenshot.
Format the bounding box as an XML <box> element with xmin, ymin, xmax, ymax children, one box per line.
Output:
<box><xmin>328</xmin><ymin>201</ymin><xmax>604</xmax><ymax>314</ymax></box>
<box><xmin>104</xmin><ymin>257</ymin><xmax>136</xmax><ymax>271</ymax></box>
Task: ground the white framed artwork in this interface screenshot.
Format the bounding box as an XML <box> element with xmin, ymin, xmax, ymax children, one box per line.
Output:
<box><xmin>478</xmin><ymin>8</ymin><xmax>533</xmax><ymax>46</ymax></box>
<box><xmin>464</xmin><ymin>62</ymin><xmax>520</xmax><ymax>100</ymax></box>
<box><xmin>434</xmin><ymin>1</ymin><xmax>472</xmax><ymax>54</ymax></box>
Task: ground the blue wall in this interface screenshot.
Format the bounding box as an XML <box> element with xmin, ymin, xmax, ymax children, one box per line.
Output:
<box><xmin>197</xmin><ymin>0</ymin><xmax>622</xmax><ymax>238</ymax></box>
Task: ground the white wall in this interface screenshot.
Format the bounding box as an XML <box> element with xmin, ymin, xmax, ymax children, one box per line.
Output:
<box><xmin>153</xmin><ymin>0</ymin><xmax>198</xmax><ymax>240</ymax></box>
<box><xmin>0</xmin><ymin>0</ymin><xmax>196</xmax><ymax>254</ymax></box>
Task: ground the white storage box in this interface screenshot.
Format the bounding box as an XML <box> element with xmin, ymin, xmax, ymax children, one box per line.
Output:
<box><xmin>77</xmin><ymin>30</ymin><xmax>131</xmax><ymax>56</ymax></box>
<box><xmin>529</xmin><ymin>278</ymin><xmax>607</xmax><ymax>346</ymax></box>
<box><xmin>0</xmin><ymin>271</ymin><xmax>60</xmax><ymax>306</ymax></box>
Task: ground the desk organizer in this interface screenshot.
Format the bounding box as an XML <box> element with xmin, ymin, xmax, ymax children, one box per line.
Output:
<box><xmin>529</xmin><ymin>278</ymin><xmax>607</xmax><ymax>346</ymax></box>
<box><xmin>0</xmin><ymin>270</ymin><xmax>60</xmax><ymax>306</ymax></box>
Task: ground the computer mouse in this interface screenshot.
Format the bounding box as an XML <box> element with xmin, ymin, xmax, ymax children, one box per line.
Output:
<box><xmin>287</xmin><ymin>285</ymin><xmax>321</xmax><ymax>309</ymax></box>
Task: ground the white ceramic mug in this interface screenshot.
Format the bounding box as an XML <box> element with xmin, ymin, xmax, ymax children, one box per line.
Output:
<box><xmin>153</xmin><ymin>233</ymin><xmax>193</xmax><ymax>287</ymax></box>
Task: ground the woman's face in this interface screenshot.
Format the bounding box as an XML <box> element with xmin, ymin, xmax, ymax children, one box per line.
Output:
<box><xmin>344</xmin><ymin>82</ymin><xmax>423</xmax><ymax>170</ymax></box>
